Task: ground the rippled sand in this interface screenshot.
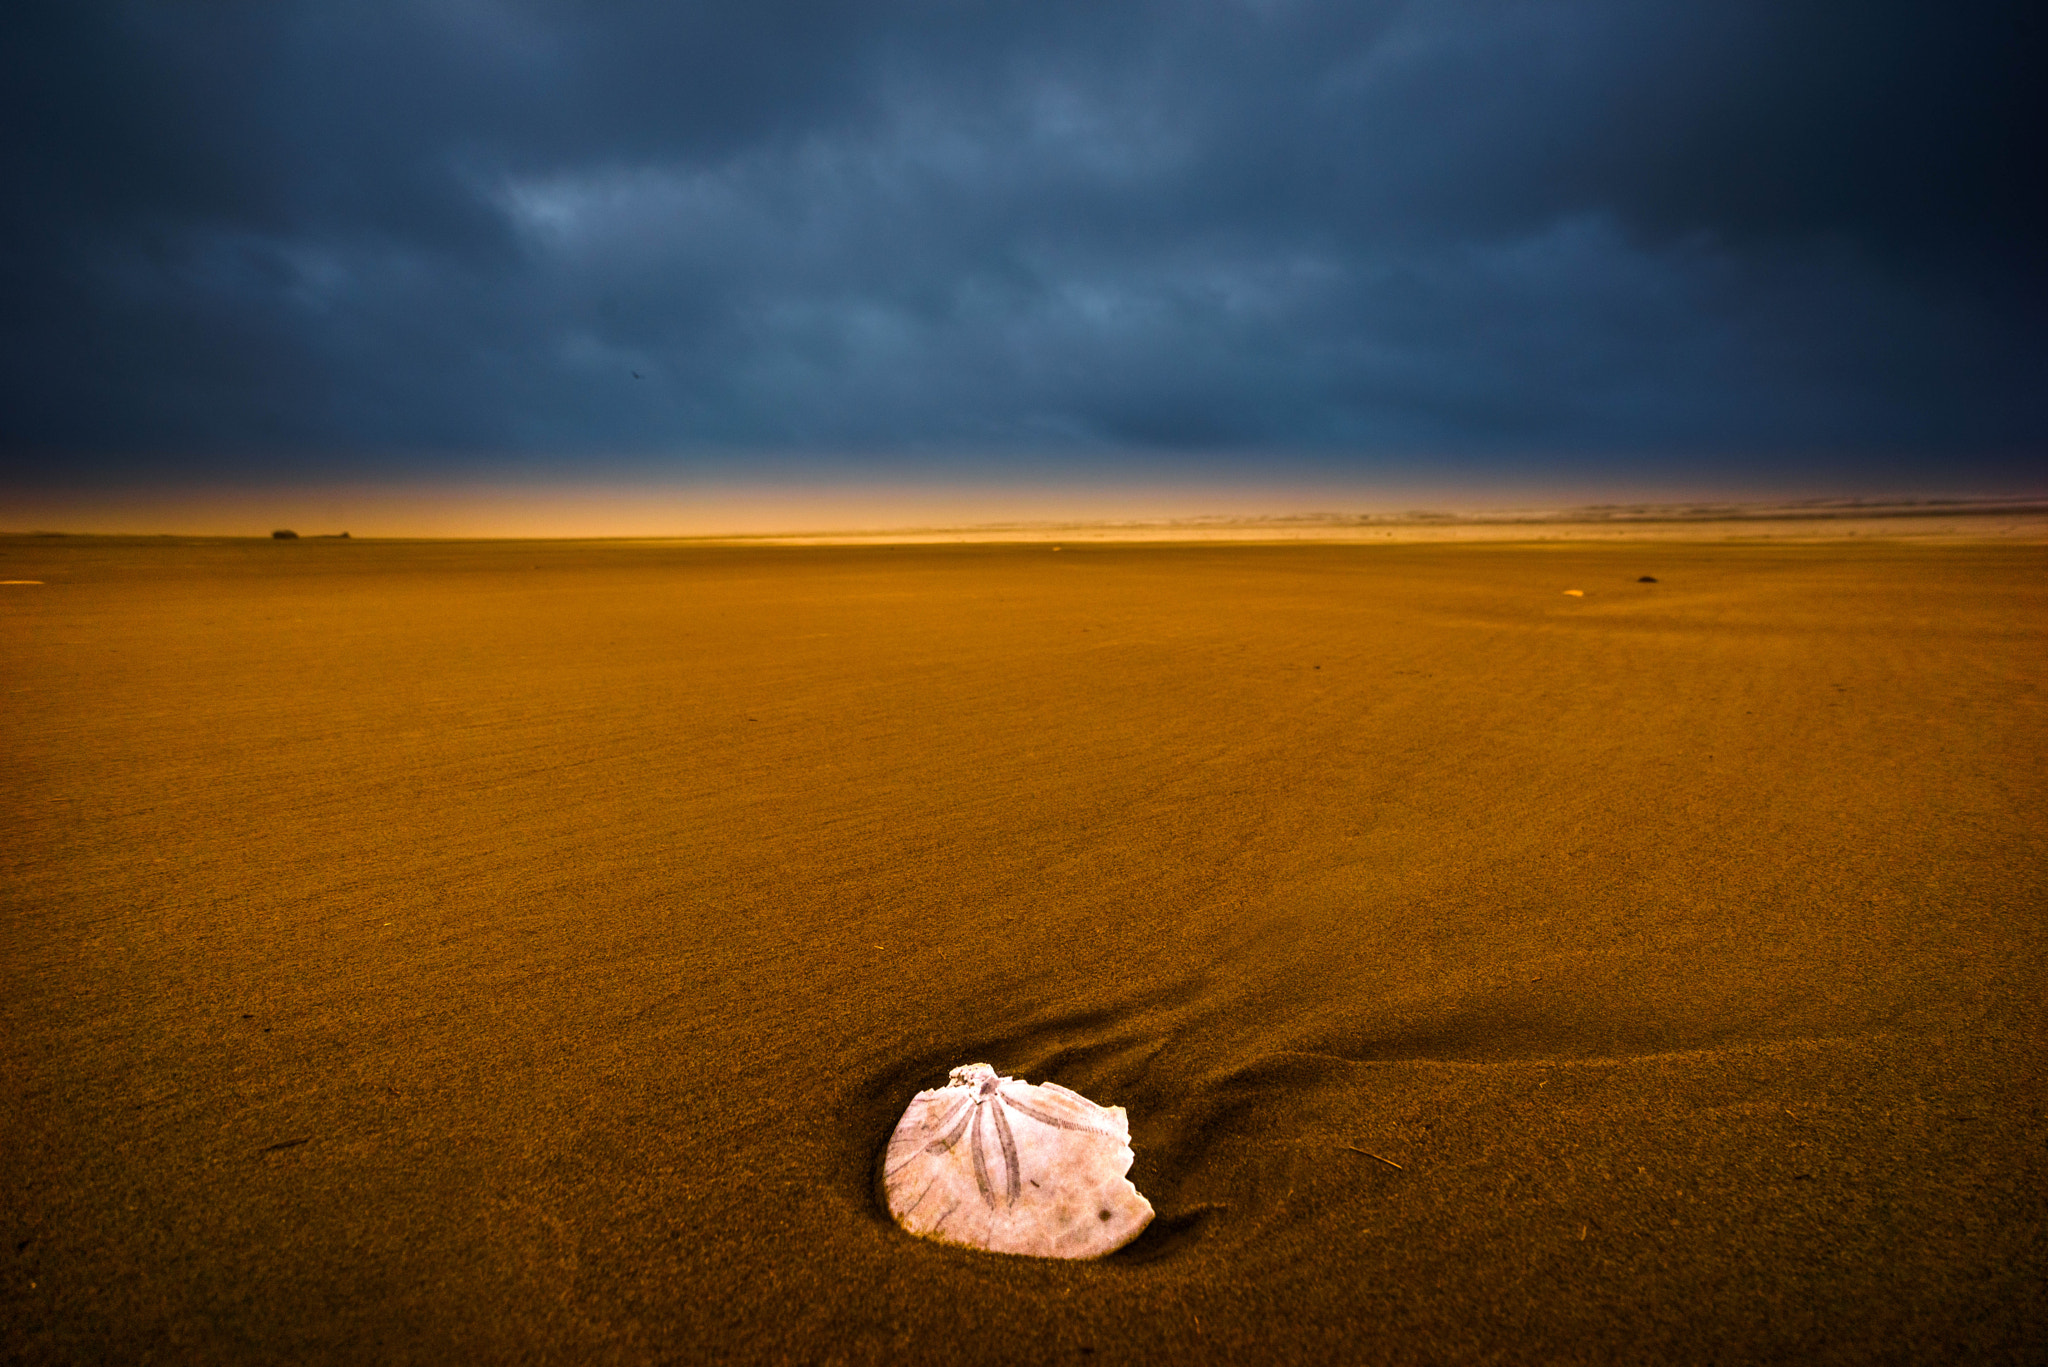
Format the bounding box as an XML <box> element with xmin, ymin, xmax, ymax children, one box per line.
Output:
<box><xmin>4</xmin><ymin>536</ymin><xmax>2043</xmax><ymax>1362</ymax></box>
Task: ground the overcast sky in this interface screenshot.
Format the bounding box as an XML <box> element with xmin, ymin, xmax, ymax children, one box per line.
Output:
<box><xmin>4</xmin><ymin>0</ymin><xmax>2043</xmax><ymax>496</ymax></box>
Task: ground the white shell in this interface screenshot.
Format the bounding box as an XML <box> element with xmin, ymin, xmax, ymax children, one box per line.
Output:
<box><xmin>883</xmin><ymin>1063</ymin><xmax>1154</xmax><ymax>1258</ymax></box>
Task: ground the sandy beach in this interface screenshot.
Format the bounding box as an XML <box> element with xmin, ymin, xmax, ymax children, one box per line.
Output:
<box><xmin>3</xmin><ymin>534</ymin><xmax>2043</xmax><ymax>1363</ymax></box>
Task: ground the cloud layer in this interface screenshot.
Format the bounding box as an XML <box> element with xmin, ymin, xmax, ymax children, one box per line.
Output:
<box><xmin>5</xmin><ymin>0</ymin><xmax>2042</xmax><ymax>484</ymax></box>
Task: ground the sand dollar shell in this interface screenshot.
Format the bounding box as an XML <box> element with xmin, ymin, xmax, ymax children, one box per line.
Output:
<box><xmin>883</xmin><ymin>1063</ymin><xmax>1154</xmax><ymax>1258</ymax></box>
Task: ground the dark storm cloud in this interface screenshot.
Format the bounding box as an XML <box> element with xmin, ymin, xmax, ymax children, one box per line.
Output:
<box><xmin>3</xmin><ymin>0</ymin><xmax>2042</xmax><ymax>480</ymax></box>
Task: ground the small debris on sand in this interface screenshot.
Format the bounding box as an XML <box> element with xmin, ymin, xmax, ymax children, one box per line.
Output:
<box><xmin>1346</xmin><ymin>1145</ymin><xmax>1403</xmax><ymax>1170</ymax></box>
<box><xmin>1638</xmin><ymin>575</ymin><xmax>1658</xmax><ymax>583</ymax></box>
<box><xmin>1563</xmin><ymin>589</ymin><xmax>1585</xmax><ymax>597</ymax></box>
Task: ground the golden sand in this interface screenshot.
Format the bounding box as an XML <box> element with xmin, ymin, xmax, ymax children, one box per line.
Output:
<box><xmin>3</xmin><ymin>535</ymin><xmax>2043</xmax><ymax>1362</ymax></box>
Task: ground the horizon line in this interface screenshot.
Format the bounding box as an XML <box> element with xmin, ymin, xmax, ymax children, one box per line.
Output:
<box><xmin>7</xmin><ymin>493</ymin><xmax>2048</xmax><ymax>544</ymax></box>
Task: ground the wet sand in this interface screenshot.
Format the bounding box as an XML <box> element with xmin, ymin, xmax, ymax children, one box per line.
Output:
<box><xmin>3</xmin><ymin>536</ymin><xmax>2043</xmax><ymax>1363</ymax></box>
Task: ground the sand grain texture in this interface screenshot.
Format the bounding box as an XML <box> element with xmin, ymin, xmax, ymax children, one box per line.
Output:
<box><xmin>3</xmin><ymin>537</ymin><xmax>2044</xmax><ymax>1363</ymax></box>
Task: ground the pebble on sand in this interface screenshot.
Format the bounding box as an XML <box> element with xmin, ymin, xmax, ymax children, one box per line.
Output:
<box><xmin>1563</xmin><ymin>589</ymin><xmax>1585</xmax><ymax>597</ymax></box>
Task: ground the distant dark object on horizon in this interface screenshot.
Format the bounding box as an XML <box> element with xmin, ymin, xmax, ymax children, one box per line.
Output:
<box><xmin>319</xmin><ymin>532</ymin><xmax>351</xmax><ymax>539</ymax></box>
<box><xmin>272</xmin><ymin>529</ymin><xmax>297</xmax><ymax>539</ymax></box>
<box><xmin>1638</xmin><ymin>575</ymin><xmax>1658</xmax><ymax>583</ymax></box>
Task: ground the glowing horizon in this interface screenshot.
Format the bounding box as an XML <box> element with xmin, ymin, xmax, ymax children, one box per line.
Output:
<box><xmin>5</xmin><ymin>474</ymin><xmax>2043</xmax><ymax>541</ymax></box>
